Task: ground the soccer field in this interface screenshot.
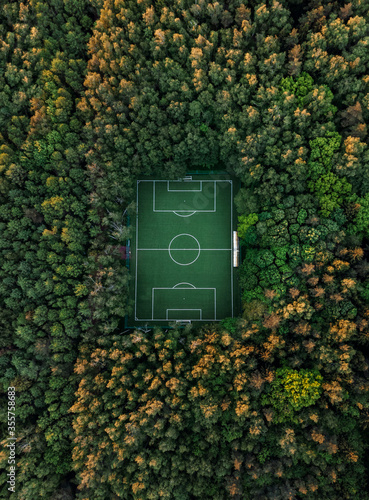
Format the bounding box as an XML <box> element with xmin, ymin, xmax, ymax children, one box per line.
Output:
<box><xmin>130</xmin><ymin>177</ymin><xmax>235</xmax><ymax>325</ymax></box>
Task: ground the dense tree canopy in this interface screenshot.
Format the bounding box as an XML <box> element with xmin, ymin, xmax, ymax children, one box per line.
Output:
<box><xmin>1</xmin><ymin>0</ymin><xmax>369</xmax><ymax>498</ymax></box>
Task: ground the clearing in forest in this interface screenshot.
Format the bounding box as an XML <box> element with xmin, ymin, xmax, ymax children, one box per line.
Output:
<box><xmin>130</xmin><ymin>176</ymin><xmax>235</xmax><ymax>325</ymax></box>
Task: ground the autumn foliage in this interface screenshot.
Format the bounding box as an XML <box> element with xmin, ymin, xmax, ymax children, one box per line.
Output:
<box><xmin>1</xmin><ymin>0</ymin><xmax>369</xmax><ymax>498</ymax></box>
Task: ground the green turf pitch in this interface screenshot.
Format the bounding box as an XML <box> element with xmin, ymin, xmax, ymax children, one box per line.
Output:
<box><xmin>132</xmin><ymin>179</ymin><xmax>234</xmax><ymax>324</ymax></box>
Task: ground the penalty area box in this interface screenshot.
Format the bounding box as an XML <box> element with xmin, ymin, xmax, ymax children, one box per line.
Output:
<box><xmin>153</xmin><ymin>180</ymin><xmax>216</xmax><ymax>212</ymax></box>
<box><xmin>152</xmin><ymin>286</ymin><xmax>216</xmax><ymax>321</ymax></box>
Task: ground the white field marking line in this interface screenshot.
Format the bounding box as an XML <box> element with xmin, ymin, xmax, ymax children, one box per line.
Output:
<box><xmin>173</xmin><ymin>211</ymin><xmax>196</xmax><ymax>217</ymax></box>
<box><xmin>166</xmin><ymin>309</ymin><xmax>202</xmax><ymax>320</ymax></box>
<box><xmin>167</xmin><ymin>180</ymin><xmax>202</xmax><ymax>192</ymax></box>
<box><xmin>168</xmin><ymin>233</ymin><xmax>200</xmax><ymax>266</ymax></box>
<box><xmin>214</xmin><ymin>180</ymin><xmax>216</xmax><ymax>211</ymax></box>
<box><xmin>153</xmin><ymin>180</ymin><xmax>156</xmax><ymax>212</ymax></box>
<box><xmin>151</xmin><ymin>287</ymin><xmax>216</xmax><ymax>321</ymax></box>
<box><xmin>231</xmin><ymin>180</ymin><xmax>233</xmax><ymax>317</ymax></box>
<box><xmin>173</xmin><ymin>282</ymin><xmax>196</xmax><ymax>288</ymax></box>
<box><xmin>154</xmin><ymin>209</ymin><xmax>216</xmax><ymax>212</ymax></box>
<box><xmin>154</xmin><ymin>180</ymin><xmax>219</xmax><ymax>212</ymax></box>
<box><xmin>154</xmin><ymin>179</ymin><xmax>222</xmax><ymax>213</ymax></box>
<box><xmin>137</xmin><ymin>248</ymin><xmax>232</xmax><ymax>250</ymax></box>
<box><xmin>168</xmin><ymin>254</ymin><xmax>200</xmax><ymax>266</ymax></box>
<box><xmin>135</xmin><ymin>179</ymin><xmax>232</xmax><ymax>321</ymax></box>
<box><xmin>169</xmin><ymin>233</ymin><xmax>200</xmax><ymax>245</ymax></box>
<box><xmin>139</xmin><ymin>180</ymin><xmax>232</xmax><ymax>183</ymax></box>
<box><xmin>135</xmin><ymin>180</ymin><xmax>139</xmax><ymax>320</ymax></box>
<box><xmin>137</xmin><ymin>318</ymin><xmax>220</xmax><ymax>321</ymax></box>
<box><xmin>152</xmin><ymin>286</ymin><xmax>215</xmax><ymax>290</ymax></box>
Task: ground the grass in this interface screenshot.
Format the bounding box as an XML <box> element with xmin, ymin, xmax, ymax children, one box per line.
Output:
<box><xmin>129</xmin><ymin>177</ymin><xmax>235</xmax><ymax>326</ymax></box>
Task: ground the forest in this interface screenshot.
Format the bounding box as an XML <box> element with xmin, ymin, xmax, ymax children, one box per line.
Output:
<box><xmin>0</xmin><ymin>0</ymin><xmax>369</xmax><ymax>498</ymax></box>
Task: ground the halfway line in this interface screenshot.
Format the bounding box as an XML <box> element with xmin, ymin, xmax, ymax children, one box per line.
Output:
<box><xmin>137</xmin><ymin>248</ymin><xmax>232</xmax><ymax>251</ymax></box>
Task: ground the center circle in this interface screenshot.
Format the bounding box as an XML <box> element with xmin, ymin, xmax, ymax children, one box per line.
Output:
<box><xmin>168</xmin><ymin>234</ymin><xmax>201</xmax><ymax>266</ymax></box>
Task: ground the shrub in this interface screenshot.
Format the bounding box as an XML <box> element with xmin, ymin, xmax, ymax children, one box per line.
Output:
<box><xmin>261</xmin><ymin>368</ymin><xmax>323</xmax><ymax>423</ymax></box>
<box><xmin>237</xmin><ymin>213</ymin><xmax>258</xmax><ymax>240</ymax></box>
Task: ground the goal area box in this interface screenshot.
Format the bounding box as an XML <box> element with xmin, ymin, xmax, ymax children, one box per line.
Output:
<box><xmin>153</xmin><ymin>286</ymin><xmax>216</xmax><ymax>321</ymax></box>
